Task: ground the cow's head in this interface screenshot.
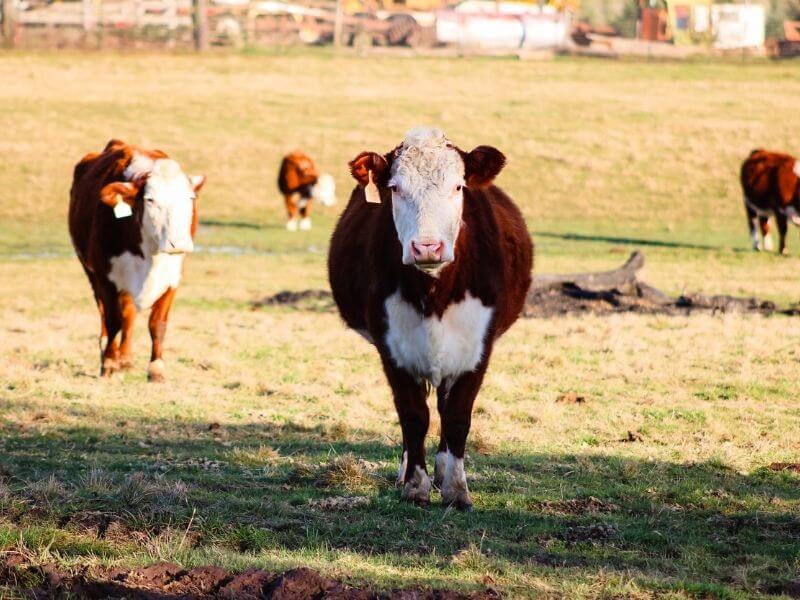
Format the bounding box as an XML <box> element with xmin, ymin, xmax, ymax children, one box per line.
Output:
<box><xmin>101</xmin><ymin>158</ymin><xmax>205</xmax><ymax>255</ymax></box>
<box><xmin>349</xmin><ymin>127</ymin><xmax>505</xmax><ymax>274</ymax></box>
<box><xmin>311</xmin><ymin>173</ymin><xmax>337</xmax><ymax>207</ymax></box>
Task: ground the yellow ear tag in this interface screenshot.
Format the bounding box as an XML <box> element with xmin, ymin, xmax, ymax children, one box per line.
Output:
<box><xmin>113</xmin><ymin>194</ymin><xmax>132</xmax><ymax>219</ymax></box>
<box><xmin>364</xmin><ymin>170</ymin><xmax>381</xmax><ymax>204</ymax></box>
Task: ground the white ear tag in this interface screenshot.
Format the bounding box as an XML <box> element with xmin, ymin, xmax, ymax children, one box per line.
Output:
<box><xmin>113</xmin><ymin>194</ymin><xmax>132</xmax><ymax>219</ymax></box>
<box><xmin>364</xmin><ymin>170</ymin><xmax>381</xmax><ymax>204</ymax></box>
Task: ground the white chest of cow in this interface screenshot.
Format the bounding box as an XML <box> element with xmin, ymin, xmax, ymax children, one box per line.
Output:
<box><xmin>384</xmin><ymin>291</ymin><xmax>493</xmax><ymax>386</ymax></box>
<box><xmin>108</xmin><ymin>250</ymin><xmax>184</xmax><ymax>310</ymax></box>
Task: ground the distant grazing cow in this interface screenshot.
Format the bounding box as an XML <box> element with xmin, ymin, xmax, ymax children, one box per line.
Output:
<box><xmin>277</xmin><ymin>151</ymin><xmax>336</xmax><ymax>231</ymax></box>
<box><xmin>741</xmin><ymin>149</ymin><xmax>800</xmax><ymax>254</ymax></box>
<box><xmin>328</xmin><ymin>128</ymin><xmax>533</xmax><ymax>510</ymax></box>
<box><xmin>69</xmin><ymin>140</ymin><xmax>205</xmax><ymax>382</ymax></box>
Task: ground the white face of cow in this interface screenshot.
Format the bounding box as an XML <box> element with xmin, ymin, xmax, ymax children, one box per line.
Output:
<box><xmin>139</xmin><ymin>159</ymin><xmax>202</xmax><ymax>255</ymax></box>
<box><xmin>349</xmin><ymin>128</ymin><xmax>506</xmax><ymax>275</ymax></box>
<box><xmin>387</xmin><ymin>128</ymin><xmax>465</xmax><ymax>273</ymax></box>
<box><xmin>311</xmin><ymin>173</ymin><xmax>337</xmax><ymax>207</ymax></box>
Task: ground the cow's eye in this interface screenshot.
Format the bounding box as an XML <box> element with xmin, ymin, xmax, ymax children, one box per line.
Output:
<box><xmin>455</xmin><ymin>185</ymin><xmax>463</xmax><ymax>193</ymax></box>
<box><xmin>388</xmin><ymin>184</ymin><xmax>398</xmax><ymax>193</ymax></box>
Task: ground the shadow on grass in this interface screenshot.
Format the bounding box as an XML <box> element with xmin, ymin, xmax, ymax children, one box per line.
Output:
<box><xmin>199</xmin><ymin>219</ymin><xmax>265</xmax><ymax>230</ymax></box>
<box><xmin>534</xmin><ymin>231</ymin><xmax>747</xmax><ymax>252</ymax></box>
<box><xmin>1</xmin><ymin>417</ymin><xmax>798</xmax><ymax>596</ymax></box>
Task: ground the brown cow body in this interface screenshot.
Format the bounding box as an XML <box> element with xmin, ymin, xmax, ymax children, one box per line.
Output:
<box><xmin>328</xmin><ymin>128</ymin><xmax>532</xmax><ymax>510</ymax></box>
<box><xmin>740</xmin><ymin>149</ymin><xmax>800</xmax><ymax>254</ymax></box>
<box><xmin>277</xmin><ymin>151</ymin><xmax>335</xmax><ymax>231</ymax></box>
<box><xmin>69</xmin><ymin>140</ymin><xmax>204</xmax><ymax>381</ymax></box>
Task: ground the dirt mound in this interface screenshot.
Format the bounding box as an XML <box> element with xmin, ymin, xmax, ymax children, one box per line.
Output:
<box><xmin>1</xmin><ymin>558</ymin><xmax>499</xmax><ymax>599</ymax></box>
<box><xmin>252</xmin><ymin>290</ymin><xmax>335</xmax><ymax>313</ymax></box>
<box><xmin>250</xmin><ymin>252</ymin><xmax>799</xmax><ymax>319</ymax></box>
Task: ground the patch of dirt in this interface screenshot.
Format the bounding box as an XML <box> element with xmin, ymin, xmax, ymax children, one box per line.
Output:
<box><xmin>559</xmin><ymin>523</ymin><xmax>619</xmax><ymax>545</ymax></box>
<box><xmin>621</xmin><ymin>430</ymin><xmax>644</xmax><ymax>443</ymax></box>
<box><xmin>0</xmin><ymin>558</ymin><xmax>499</xmax><ymax>599</ymax></box>
<box><xmin>531</xmin><ymin>497</ymin><xmax>619</xmax><ymax>516</ymax></box>
<box><xmin>252</xmin><ymin>290</ymin><xmax>335</xmax><ymax>313</ymax></box>
<box><xmin>252</xmin><ymin>252</ymin><xmax>800</xmax><ymax>319</ymax></box>
<box><xmin>768</xmin><ymin>462</ymin><xmax>800</xmax><ymax>473</ymax></box>
<box><xmin>555</xmin><ymin>393</ymin><xmax>586</xmax><ymax>404</ymax></box>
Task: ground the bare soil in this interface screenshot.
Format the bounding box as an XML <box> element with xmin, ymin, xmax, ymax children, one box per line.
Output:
<box><xmin>254</xmin><ymin>252</ymin><xmax>799</xmax><ymax>319</ymax></box>
<box><xmin>1</xmin><ymin>558</ymin><xmax>500</xmax><ymax>600</ymax></box>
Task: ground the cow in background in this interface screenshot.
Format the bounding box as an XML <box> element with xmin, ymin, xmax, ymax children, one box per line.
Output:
<box><xmin>69</xmin><ymin>140</ymin><xmax>205</xmax><ymax>381</ymax></box>
<box><xmin>277</xmin><ymin>151</ymin><xmax>336</xmax><ymax>231</ymax></box>
<box><xmin>741</xmin><ymin>149</ymin><xmax>800</xmax><ymax>254</ymax></box>
<box><xmin>328</xmin><ymin>128</ymin><xmax>533</xmax><ymax>510</ymax></box>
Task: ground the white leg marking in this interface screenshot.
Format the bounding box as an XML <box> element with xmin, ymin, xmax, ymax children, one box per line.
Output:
<box><xmin>401</xmin><ymin>465</ymin><xmax>431</xmax><ymax>504</ymax></box>
<box><xmin>148</xmin><ymin>358</ymin><xmax>166</xmax><ymax>382</ymax></box>
<box><xmin>763</xmin><ymin>233</ymin><xmax>774</xmax><ymax>252</ymax></box>
<box><xmin>396</xmin><ymin>450</ymin><xmax>408</xmax><ymax>486</ymax></box>
<box><xmin>441</xmin><ymin>451</ymin><xmax>472</xmax><ymax>510</ymax></box>
<box><xmin>299</xmin><ymin>217</ymin><xmax>312</xmax><ymax>231</ymax></box>
<box><xmin>433</xmin><ymin>451</ymin><xmax>447</xmax><ymax>487</ymax></box>
<box><xmin>286</xmin><ymin>218</ymin><xmax>298</xmax><ymax>232</ymax></box>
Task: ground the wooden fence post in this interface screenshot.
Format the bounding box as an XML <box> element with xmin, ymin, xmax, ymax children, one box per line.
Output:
<box><xmin>2</xmin><ymin>0</ymin><xmax>16</xmax><ymax>48</ymax></box>
<box><xmin>192</xmin><ymin>0</ymin><xmax>208</xmax><ymax>50</ymax></box>
<box><xmin>333</xmin><ymin>0</ymin><xmax>343</xmax><ymax>47</ymax></box>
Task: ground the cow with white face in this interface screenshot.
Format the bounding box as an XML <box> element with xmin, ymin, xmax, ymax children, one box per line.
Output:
<box><xmin>328</xmin><ymin>128</ymin><xmax>533</xmax><ymax>510</ymax></box>
<box><xmin>69</xmin><ymin>140</ymin><xmax>205</xmax><ymax>381</ymax></box>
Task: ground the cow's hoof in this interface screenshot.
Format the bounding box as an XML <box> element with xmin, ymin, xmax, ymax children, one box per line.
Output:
<box><xmin>118</xmin><ymin>355</ymin><xmax>134</xmax><ymax>370</ymax></box>
<box><xmin>401</xmin><ymin>466</ymin><xmax>431</xmax><ymax>506</ymax></box>
<box><xmin>286</xmin><ymin>219</ymin><xmax>298</xmax><ymax>232</ymax></box>
<box><xmin>763</xmin><ymin>235</ymin><xmax>774</xmax><ymax>252</ymax></box>
<box><xmin>433</xmin><ymin>451</ymin><xmax>447</xmax><ymax>488</ymax></box>
<box><xmin>299</xmin><ymin>217</ymin><xmax>312</xmax><ymax>231</ymax></box>
<box><xmin>442</xmin><ymin>489</ymin><xmax>474</xmax><ymax>512</ymax></box>
<box><xmin>147</xmin><ymin>359</ymin><xmax>166</xmax><ymax>383</ymax></box>
<box><xmin>101</xmin><ymin>358</ymin><xmax>119</xmax><ymax>377</ymax></box>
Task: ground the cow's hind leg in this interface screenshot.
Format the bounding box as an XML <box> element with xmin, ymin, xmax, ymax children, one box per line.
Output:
<box><xmin>387</xmin><ymin>367</ymin><xmax>431</xmax><ymax>505</ymax></box>
<box><xmin>439</xmin><ymin>369</ymin><xmax>487</xmax><ymax>511</ymax></box>
<box><xmin>147</xmin><ymin>287</ymin><xmax>177</xmax><ymax>382</ymax></box>
<box><xmin>745</xmin><ymin>198</ymin><xmax>761</xmax><ymax>251</ymax></box>
<box><xmin>777</xmin><ymin>212</ymin><xmax>789</xmax><ymax>255</ymax></box>
<box><xmin>299</xmin><ymin>198</ymin><xmax>312</xmax><ymax>231</ymax></box>
<box><xmin>118</xmin><ymin>292</ymin><xmax>137</xmax><ymax>369</ymax></box>
<box><xmin>98</xmin><ymin>284</ymin><xmax>123</xmax><ymax>377</ymax></box>
<box><xmin>759</xmin><ymin>216</ymin><xmax>773</xmax><ymax>252</ymax></box>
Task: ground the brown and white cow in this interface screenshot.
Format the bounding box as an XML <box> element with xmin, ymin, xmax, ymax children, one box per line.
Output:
<box><xmin>68</xmin><ymin>139</ymin><xmax>205</xmax><ymax>382</ymax></box>
<box><xmin>741</xmin><ymin>149</ymin><xmax>800</xmax><ymax>254</ymax></box>
<box><xmin>277</xmin><ymin>151</ymin><xmax>336</xmax><ymax>231</ymax></box>
<box><xmin>328</xmin><ymin>128</ymin><xmax>533</xmax><ymax>510</ymax></box>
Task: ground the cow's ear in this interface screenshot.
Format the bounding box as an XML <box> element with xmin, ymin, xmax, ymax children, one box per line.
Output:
<box><xmin>100</xmin><ymin>181</ymin><xmax>139</xmax><ymax>207</ymax></box>
<box><xmin>349</xmin><ymin>152</ymin><xmax>389</xmax><ymax>187</ymax></box>
<box><xmin>190</xmin><ymin>175</ymin><xmax>206</xmax><ymax>194</ymax></box>
<box><xmin>463</xmin><ymin>146</ymin><xmax>506</xmax><ymax>188</ymax></box>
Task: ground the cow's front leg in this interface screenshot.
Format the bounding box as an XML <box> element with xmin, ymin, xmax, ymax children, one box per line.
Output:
<box><xmin>117</xmin><ymin>292</ymin><xmax>137</xmax><ymax>369</ymax></box>
<box><xmin>147</xmin><ymin>288</ymin><xmax>177</xmax><ymax>382</ymax></box>
<box><xmin>388</xmin><ymin>367</ymin><xmax>431</xmax><ymax>505</ymax></box>
<box><xmin>433</xmin><ymin>385</ymin><xmax>448</xmax><ymax>488</ymax></box>
<box><xmin>440</xmin><ymin>369</ymin><xmax>487</xmax><ymax>511</ymax></box>
<box><xmin>285</xmin><ymin>194</ymin><xmax>299</xmax><ymax>232</ymax></box>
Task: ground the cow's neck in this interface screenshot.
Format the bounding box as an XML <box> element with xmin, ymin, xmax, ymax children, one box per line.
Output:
<box><xmin>395</xmin><ymin>250</ymin><xmax>467</xmax><ymax>319</ymax></box>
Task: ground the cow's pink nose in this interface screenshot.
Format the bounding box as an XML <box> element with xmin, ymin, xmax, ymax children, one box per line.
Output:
<box><xmin>410</xmin><ymin>239</ymin><xmax>445</xmax><ymax>263</ymax></box>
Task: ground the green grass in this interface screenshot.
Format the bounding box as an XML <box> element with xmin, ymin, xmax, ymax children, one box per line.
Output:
<box><xmin>1</xmin><ymin>50</ymin><xmax>799</xmax><ymax>598</ymax></box>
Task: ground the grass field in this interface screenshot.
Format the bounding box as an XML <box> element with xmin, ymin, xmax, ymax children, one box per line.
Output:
<box><xmin>1</xmin><ymin>50</ymin><xmax>800</xmax><ymax>599</ymax></box>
